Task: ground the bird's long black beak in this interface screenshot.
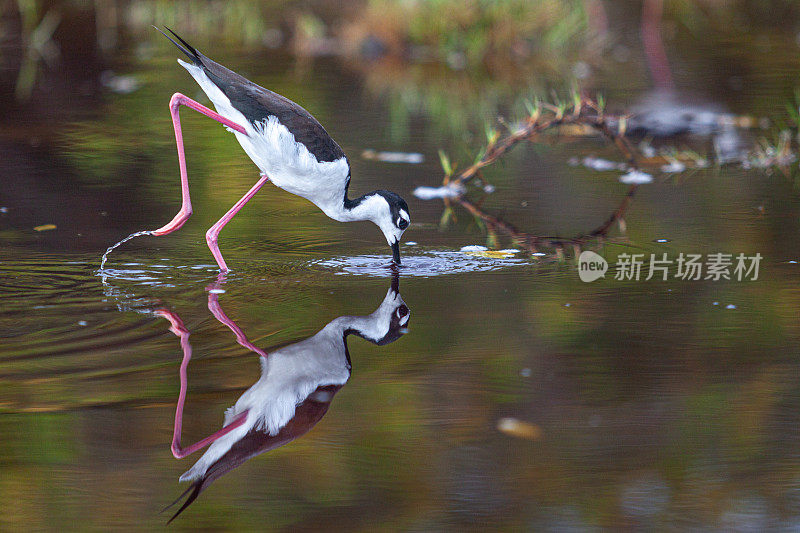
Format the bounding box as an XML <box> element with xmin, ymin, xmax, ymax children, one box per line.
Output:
<box><xmin>391</xmin><ymin>241</ymin><xmax>401</xmax><ymax>265</ymax></box>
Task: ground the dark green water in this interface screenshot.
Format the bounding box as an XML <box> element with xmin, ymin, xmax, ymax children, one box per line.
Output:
<box><xmin>3</xmin><ymin>14</ymin><xmax>800</xmax><ymax>531</ymax></box>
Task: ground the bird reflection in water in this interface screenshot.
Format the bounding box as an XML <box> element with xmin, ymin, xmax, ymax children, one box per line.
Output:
<box><xmin>158</xmin><ymin>274</ymin><xmax>410</xmax><ymax>522</ymax></box>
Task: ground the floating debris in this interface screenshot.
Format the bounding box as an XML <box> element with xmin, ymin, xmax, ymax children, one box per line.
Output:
<box><xmin>654</xmin><ymin>238</ymin><xmax>670</xmax><ymax>243</ymax></box>
<box><xmin>413</xmin><ymin>183</ymin><xmax>465</xmax><ymax>200</ymax></box>
<box><xmin>33</xmin><ymin>224</ymin><xmax>57</xmax><ymax>232</ymax></box>
<box><xmin>208</xmin><ymin>288</ymin><xmax>226</xmax><ymax>294</ymax></box>
<box><xmin>77</xmin><ymin>320</ymin><xmax>88</xmax><ymax>326</ymax></box>
<box><xmin>497</xmin><ymin>417</ymin><xmax>542</xmax><ymax>441</ymax></box>
<box><xmin>581</xmin><ymin>156</ymin><xmax>627</xmax><ymax>172</ymax></box>
<box><xmin>0</xmin><ymin>207</ymin><xmax>8</xmax><ymax>213</ymax></box>
<box><xmin>619</xmin><ymin>170</ymin><xmax>653</xmax><ymax>184</ymax></box>
<box><xmin>404</xmin><ymin>241</ymin><xmax>418</xmax><ymax>246</ymax></box>
<box><xmin>660</xmin><ymin>161</ymin><xmax>686</xmax><ymax>173</ymax></box>
<box><xmin>361</xmin><ymin>149</ymin><xmax>424</xmax><ymax>164</ymax></box>
<box><xmin>713</xmin><ymin>301</ymin><xmax>720</xmax><ymax>306</ymax></box>
<box><xmin>459</xmin><ymin>246</ymin><xmax>518</xmax><ymax>258</ymax></box>
<box><xmin>462</xmin><ymin>249</ymin><xmax>520</xmax><ymax>258</ymax></box>
<box><xmin>726</xmin><ymin>304</ymin><xmax>737</xmax><ymax>310</ymax></box>
<box><xmin>100</xmin><ymin>71</ymin><xmax>141</xmax><ymax>94</ymax></box>
<box><xmin>639</xmin><ymin>143</ymin><xmax>657</xmax><ymax>158</ymax></box>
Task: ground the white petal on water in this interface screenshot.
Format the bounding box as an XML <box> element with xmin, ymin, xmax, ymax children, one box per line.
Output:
<box><xmin>361</xmin><ymin>149</ymin><xmax>424</xmax><ymax>164</ymax></box>
<box><xmin>619</xmin><ymin>170</ymin><xmax>653</xmax><ymax>184</ymax></box>
<box><xmin>412</xmin><ymin>183</ymin><xmax>464</xmax><ymax>200</ymax></box>
<box><xmin>660</xmin><ymin>161</ymin><xmax>686</xmax><ymax>173</ymax></box>
<box><xmin>582</xmin><ymin>156</ymin><xmax>626</xmax><ymax>171</ymax></box>
<box><xmin>460</xmin><ymin>245</ymin><xmax>488</xmax><ymax>252</ymax></box>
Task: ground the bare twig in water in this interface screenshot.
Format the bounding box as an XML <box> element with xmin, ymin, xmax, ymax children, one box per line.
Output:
<box><xmin>443</xmin><ymin>95</ymin><xmax>640</xmax><ymax>188</ymax></box>
<box><xmin>431</xmin><ymin>95</ymin><xmax>642</xmax><ymax>257</ymax></box>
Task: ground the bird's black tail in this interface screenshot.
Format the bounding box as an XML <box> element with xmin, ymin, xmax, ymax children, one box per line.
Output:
<box><xmin>162</xmin><ymin>479</ymin><xmax>204</xmax><ymax>524</ymax></box>
<box><xmin>154</xmin><ymin>26</ymin><xmax>203</xmax><ymax>66</ymax></box>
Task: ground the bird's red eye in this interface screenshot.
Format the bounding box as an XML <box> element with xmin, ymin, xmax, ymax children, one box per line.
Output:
<box><xmin>397</xmin><ymin>218</ymin><xmax>409</xmax><ymax>230</ymax></box>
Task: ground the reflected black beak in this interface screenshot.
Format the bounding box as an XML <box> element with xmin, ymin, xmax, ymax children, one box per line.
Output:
<box><xmin>391</xmin><ymin>241</ymin><xmax>401</xmax><ymax>265</ymax></box>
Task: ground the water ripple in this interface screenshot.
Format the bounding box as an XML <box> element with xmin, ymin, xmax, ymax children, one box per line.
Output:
<box><xmin>313</xmin><ymin>249</ymin><xmax>529</xmax><ymax>277</ymax></box>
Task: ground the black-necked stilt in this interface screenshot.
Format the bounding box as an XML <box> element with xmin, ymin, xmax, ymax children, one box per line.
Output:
<box><xmin>165</xmin><ymin>275</ymin><xmax>409</xmax><ymax>521</ymax></box>
<box><xmin>152</xmin><ymin>27</ymin><xmax>410</xmax><ymax>271</ymax></box>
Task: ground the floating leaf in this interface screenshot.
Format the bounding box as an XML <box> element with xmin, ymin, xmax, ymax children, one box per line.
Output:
<box><xmin>462</xmin><ymin>248</ymin><xmax>519</xmax><ymax>259</ymax></box>
<box><xmin>34</xmin><ymin>224</ymin><xmax>57</xmax><ymax>232</ymax></box>
<box><xmin>497</xmin><ymin>417</ymin><xmax>542</xmax><ymax>440</ymax></box>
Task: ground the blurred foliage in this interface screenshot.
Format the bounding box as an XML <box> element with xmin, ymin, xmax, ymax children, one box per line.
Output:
<box><xmin>124</xmin><ymin>0</ymin><xmax>289</xmax><ymax>46</ymax></box>
<box><xmin>338</xmin><ymin>0</ymin><xmax>596</xmax><ymax>67</ymax></box>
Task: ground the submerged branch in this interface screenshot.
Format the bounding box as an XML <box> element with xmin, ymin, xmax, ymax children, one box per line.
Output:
<box><xmin>455</xmin><ymin>182</ymin><xmax>638</xmax><ymax>257</ymax></box>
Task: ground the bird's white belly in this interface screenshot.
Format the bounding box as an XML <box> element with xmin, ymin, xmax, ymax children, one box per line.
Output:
<box><xmin>234</xmin><ymin>121</ymin><xmax>350</xmax><ymax>218</ymax></box>
<box><xmin>180</xmin><ymin>60</ymin><xmax>350</xmax><ymax>219</ymax></box>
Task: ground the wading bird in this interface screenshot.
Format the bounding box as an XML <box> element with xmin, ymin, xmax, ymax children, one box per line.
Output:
<box><xmin>152</xmin><ymin>27</ymin><xmax>410</xmax><ymax>270</ymax></box>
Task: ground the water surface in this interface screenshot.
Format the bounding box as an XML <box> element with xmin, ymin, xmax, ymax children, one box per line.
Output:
<box><xmin>3</xmin><ymin>13</ymin><xmax>800</xmax><ymax>531</ymax></box>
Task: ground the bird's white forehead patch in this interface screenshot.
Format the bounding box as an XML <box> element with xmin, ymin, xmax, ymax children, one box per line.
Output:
<box><xmin>399</xmin><ymin>209</ymin><xmax>409</xmax><ymax>221</ymax></box>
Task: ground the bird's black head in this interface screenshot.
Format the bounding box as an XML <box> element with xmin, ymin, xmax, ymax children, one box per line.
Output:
<box><xmin>371</xmin><ymin>190</ymin><xmax>410</xmax><ymax>265</ymax></box>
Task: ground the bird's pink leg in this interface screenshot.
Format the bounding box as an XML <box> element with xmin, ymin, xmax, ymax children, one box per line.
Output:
<box><xmin>205</xmin><ymin>174</ymin><xmax>270</xmax><ymax>272</ymax></box>
<box><xmin>155</xmin><ymin>307</ymin><xmax>249</xmax><ymax>459</ymax></box>
<box><xmin>152</xmin><ymin>93</ymin><xmax>248</xmax><ymax>237</ymax></box>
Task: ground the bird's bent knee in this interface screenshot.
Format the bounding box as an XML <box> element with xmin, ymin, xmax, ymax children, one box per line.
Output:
<box><xmin>170</xmin><ymin>92</ymin><xmax>186</xmax><ymax>110</ymax></box>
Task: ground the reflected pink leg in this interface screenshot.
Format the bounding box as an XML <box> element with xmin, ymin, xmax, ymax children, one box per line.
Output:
<box><xmin>155</xmin><ymin>308</ymin><xmax>250</xmax><ymax>459</ymax></box>
<box><xmin>152</xmin><ymin>93</ymin><xmax>248</xmax><ymax>237</ymax></box>
<box><xmin>205</xmin><ymin>175</ymin><xmax>270</xmax><ymax>272</ymax></box>
<box><xmin>207</xmin><ymin>275</ymin><xmax>269</xmax><ymax>358</ymax></box>
<box><xmin>641</xmin><ymin>0</ymin><xmax>673</xmax><ymax>90</ymax></box>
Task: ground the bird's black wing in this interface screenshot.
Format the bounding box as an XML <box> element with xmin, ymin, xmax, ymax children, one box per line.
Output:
<box><xmin>164</xmin><ymin>385</ymin><xmax>341</xmax><ymax>523</ymax></box>
<box><xmin>158</xmin><ymin>27</ymin><xmax>346</xmax><ymax>163</ymax></box>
